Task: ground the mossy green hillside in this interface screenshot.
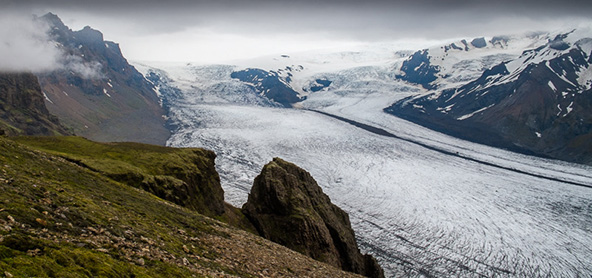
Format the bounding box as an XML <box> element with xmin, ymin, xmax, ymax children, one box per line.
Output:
<box><xmin>0</xmin><ymin>137</ymin><xmax>360</xmax><ymax>277</ymax></box>
<box><xmin>0</xmin><ymin>137</ymin><xmax>220</xmax><ymax>276</ymax></box>
<box><xmin>13</xmin><ymin>136</ymin><xmax>225</xmax><ymax>217</ymax></box>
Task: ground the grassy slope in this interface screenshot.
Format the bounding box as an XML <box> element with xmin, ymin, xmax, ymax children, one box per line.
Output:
<box><xmin>12</xmin><ymin>136</ymin><xmax>225</xmax><ymax>218</ymax></box>
<box><xmin>0</xmin><ymin>136</ymin><xmax>361</xmax><ymax>277</ymax></box>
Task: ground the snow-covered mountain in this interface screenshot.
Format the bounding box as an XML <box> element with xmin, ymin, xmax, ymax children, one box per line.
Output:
<box><xmin>388</xmin><ymin>28</ymin><xmax>592</xmax><ymax>164</ymax></box>
<box><xmin>395</xmin><ymin>33</ymin><xmax>550</xmax><ymax>90</ymax></box>
<box><xmin>136</xmin><ymin>44</ymin><xmax>408</xmax><ymax>108</ymax></box>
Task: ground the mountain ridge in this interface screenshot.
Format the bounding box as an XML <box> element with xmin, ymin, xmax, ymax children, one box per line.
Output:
<box><xmin>386</xmin><ymin>29</ymin><xmax>592</xmax><ymax>164</ymax></box>
<box><xmin>36</xmin><ymin>13</ymin><xmax>169</xmax><ymax>145</ymax></box>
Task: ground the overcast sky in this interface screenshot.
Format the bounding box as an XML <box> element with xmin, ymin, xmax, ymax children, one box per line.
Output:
<box><xmin>2</xmin><ymin>0</ymin><xmax>592</xmax><ymax>66</ymax></box>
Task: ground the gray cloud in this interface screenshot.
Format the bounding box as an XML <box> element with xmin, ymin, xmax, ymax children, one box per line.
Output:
<box><xmin>62</xmin><ymin>55</ymin><xmax>105</xmax><ymax>79</ymax></box>
<box><xmin>0</xmin><ymin>11</ymin><xmax>105</xmax><ymax>77</ymax></box>
<box><xmin>4</xmin><ymin>0</ymin><xmax>592</xmax><ymax>63</ymax></box>
<box><xmin>10</xmin><ymin>1</ymin><xmax>589</xmax><ymax>39</ymax></box>
<box><xmin>0</xmin><ymin>12</ymin><xmax>63</xmax><ymax>72</ymax></box>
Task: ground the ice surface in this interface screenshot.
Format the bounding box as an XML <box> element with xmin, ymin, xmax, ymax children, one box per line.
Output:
<box><xmin>548</xmin><ymin>80</ymin><xmax>557</xmax><ymax>92</ymax></box>
<box><xmin>425</xmin><ymin>35</ymin><xmax>548</xmax><ymax>90</ymax></box>
<box><xmin>167</xmin><ymin>100</ymin><xmax>592</xmax><ymax>277</ymax></box>
<box><xmin>142</xmin><ymin>36</ymin><xmax>592</xmax><ymax>277</ymax></box>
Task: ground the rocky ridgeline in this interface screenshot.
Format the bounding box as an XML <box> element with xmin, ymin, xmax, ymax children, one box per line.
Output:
<box><xmin>243</xmin><ymin>158</ymin><xmax>384</xmax><ymax>278</ymax></box>
<box><xmin>388</xmin><ymin>31</ymin><xmax>592</xmax><ymax>165</ymax></box>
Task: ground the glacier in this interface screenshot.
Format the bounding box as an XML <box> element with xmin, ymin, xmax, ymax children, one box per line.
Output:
<box><xmin>135</xmin><ymin>38</ymin><xmax>592</xmax><ymax>277</ymax></box>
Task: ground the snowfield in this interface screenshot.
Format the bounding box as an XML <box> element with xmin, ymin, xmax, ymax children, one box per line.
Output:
<box><xmin>135</xmin><ymin>38</ymin><xmax>592</xmax><ymax>277</ymax></box>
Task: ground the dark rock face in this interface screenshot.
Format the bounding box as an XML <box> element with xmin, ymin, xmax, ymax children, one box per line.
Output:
<box><xmin>0</xmin><ymin>72</ymin><xmax>70</xmax><ymax>136</ymax></box>
<box><xmin>230</xmin><ymin>68</ymin><xmax>305</xmax><ymax>107</ymax></box>
<box><xmin>35</xmin><ymin>13</ymin><xmax>169</xmax><ymax>145</ymax></box>
<box><xmin>396</xmin><ymin>49</ymin><xmax>440</xmax><ymax>90</ymax></box>
<box><xmin>242</xmin><ymin>158</ymin><xmax>384</xmax><ymax>278</ymax></box>
<box><xmin>549</xmin><ymin>32</ymin><xmax>572</xmax><ymax>51</ymax></box>
<box><xmin>471</xmin><ymin>37</ymin><xmax>487</xmax><ymax>48</ymax></box>
<box><xmin>307</xmin><ymin>78</ymin><xmax>333</xmax><ymax>92</ymax></box>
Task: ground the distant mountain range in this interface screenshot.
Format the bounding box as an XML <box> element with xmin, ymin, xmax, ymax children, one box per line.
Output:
<box><xmin>150</xmin><ymin>29</ymin><xmax>591</xmax><ymax>165</ymax></box>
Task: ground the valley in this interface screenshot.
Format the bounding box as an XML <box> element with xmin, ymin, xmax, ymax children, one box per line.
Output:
<box><xmin>142</xmin><ymin>50</ymin><xmax>592</xmax><ymax>276</ymax></box>
<box><xmin>2</xmin><ymin>4</ymin><xmax>592</xmax><ymax>277</ymax></box>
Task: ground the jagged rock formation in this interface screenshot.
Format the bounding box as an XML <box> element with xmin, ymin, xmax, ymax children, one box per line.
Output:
<box><xmin>230</xmin><ymin>68</ymin><xmax>305</xmax><ymax>107</ymax></box>
<box><xmin>396</xmin><ymin>49</ymin><xmax>440</xmax><ymax>90</ymax></box>
<box><xmin>36</xmin><ymin>13</ymin><xmax>169</xmax><ymax>144</ymax></box>
<box><xmin>0</xmin><ymin>72</ymin><xmax>70</xmax><ymax>136</ymax></box>
<box><xmin>242</xmin><ymin>158</ymin><xmax>384</xmax><ymax>278</ymax></box>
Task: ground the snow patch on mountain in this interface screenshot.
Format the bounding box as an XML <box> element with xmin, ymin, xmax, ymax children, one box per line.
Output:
<box><xmin>397</xmin><ymin>33</ymin><xmax>551</xmax><ymax>91</ymax></box>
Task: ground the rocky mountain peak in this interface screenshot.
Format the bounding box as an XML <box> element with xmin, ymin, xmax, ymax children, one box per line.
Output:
<box><xmin>471</xmin><ymin>37</ymin><xmax>487</xmax><ymax>48</ymax></box>
<box><xmin>32</xmin><ymin>13</ymin><xmax>170</xmax><ymax>145</ymax></box>
<box><xmin>39</xmin><ymin>12</ymin><xmax>68</xmax><ymax>32</ymax></box>
<box><xmin>387</xmin><ymin>28</ymin><xmax>592</xmax><ymax>164</ymax></box>
<box><xmin>242</xmin><ymin>157</ymin><xmax>384</xmax><ymax>278</ymax></box>
<box><xmin>74</xmin><ymin>26</ymin><xmax>104</xmax><ymax>44</ymax></box>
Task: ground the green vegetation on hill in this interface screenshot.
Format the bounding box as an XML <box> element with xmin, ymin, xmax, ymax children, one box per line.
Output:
<box><xmin>0</xmin><ymin>136</ymin><xmax>361</xmax><ymax>277</ymax></box>
<box><xmin>13</xmin><ymin>136</ymin><xmax>225</xmax><ymax>218</ymax></box>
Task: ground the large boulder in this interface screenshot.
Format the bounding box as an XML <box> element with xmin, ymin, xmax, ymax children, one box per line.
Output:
<box><xmin>242</xmin><ymin>158</ymin><xmax>384</xmax><ymax>278</ymax></box>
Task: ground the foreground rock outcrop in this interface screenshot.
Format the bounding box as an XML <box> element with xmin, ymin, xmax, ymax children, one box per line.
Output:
<box><xmin>242</xmin><ymin>158</ymin><xmax>384</xmax><ymax>278</ymax></box>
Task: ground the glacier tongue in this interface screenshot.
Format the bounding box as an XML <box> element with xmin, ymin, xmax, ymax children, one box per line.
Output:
<box><xmin>139</xmin><ymin>36</ymin><xmax>592</xmax><ymax>277</ymax></box>
<box><xmin>166</xmin><ymin>99</ymin><xmax>592</xmax><ymax>278</ymax></box>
